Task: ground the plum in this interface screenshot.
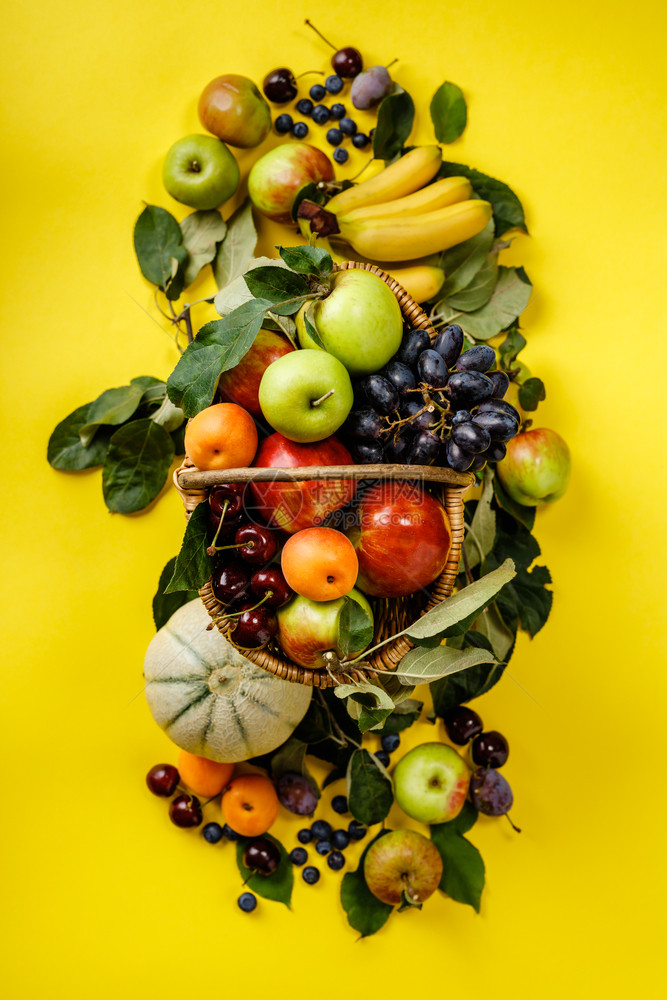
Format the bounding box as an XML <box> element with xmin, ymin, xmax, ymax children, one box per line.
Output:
<box><xmin>351</xmin><ymin>66</ymin><xmax>393</xmax><ymax>110</ymax></box>
<box><xmin>276</xmin><ymin>772</ymin><xmax>319</xmax><ymax>815</ymax></box>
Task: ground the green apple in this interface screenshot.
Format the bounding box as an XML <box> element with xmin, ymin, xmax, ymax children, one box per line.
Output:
<box><xmin>497</xmin><ymin>428</ymin><xmax>571</xmax><ymax>506</ymax></box>
<box><xmin>295</xmin><ymin>269</ymin><xmax>403</xmax><ymax>377</ymax></box>
<box><xmin>258</xmin><ymin>349</ymin><xmax>353</xmax><ymax>443</ymax></box>
<box><xmin>364</xmin><ymin>829</ymin><xmax>443</xmax><ymax>906</ymax></box>
<box><xmin>162</xmin><ymin>134</ymin><xmax>239</xmax><ymax>210</ymax></box>
<box><xmin>393</xmin><ymin>742</ymin><xmax>470</xmax><ymax>824</ymax></box>
<box><xmin>276</xmin><ymin>587</ymin><xmax>373</xmax><ymax>669</ymax></box>
<box><xmin>198</xmin><ymin>74</ymin><xmax>271</xmax><ymax>148</ymax></box>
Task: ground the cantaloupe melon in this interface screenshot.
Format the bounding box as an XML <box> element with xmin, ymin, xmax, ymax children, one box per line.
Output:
<box><xmin>144</xmin><ymin>599</ymin><xmax>312</xmax><ymax>762</ymax></box>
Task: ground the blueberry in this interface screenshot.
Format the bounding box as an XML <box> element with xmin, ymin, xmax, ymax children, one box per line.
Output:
<box><xmin>331</xmin><ymin>829</ymin><xmax>350</xmax><ymax>850</ymax></box>
<box><xmin>311</xmin><ymin>819</ymin><xmax>332</xmax><ymax>840</ymax></box>
<box><xmin>274</xmin><ymin>113</ymin><xmax>293</xmax><ymax>134</ymax></box>
<box><xmin>296</xmin><ymin>98</ymin><xmax>313</xmax><ymax>115</ymax></box>
<box><xmin>375</xmin><ymin>750</ymin><xmax>390</xmax><ymax>767</ymax></box>
<box><xmin>312</xmin><ymin>104</ymin><xmax>331</xmax><ymax>125</ymax></box>
<box><xmin>292</xmin><ymin>121</ymin><xmax>309</xmax><ymax>139</ymax></box>
<box><xmin>333</xmin><ymin>148</ymin><xmax>349</xmax><ymax>164</ymax></box>
<box><xmin>327</xmin><ymin>851</ymin><xmax>346</xmax><ymax>871</ymax></box>
<box><xmin>222</xmin><ymin>824</ymin><xmax>240</xmax><ymax>841</ymax></box>
<box><xmin>352</xmin><ymin>132</ymin><xmax>370</xmax><ymax>149</ymax></box>
<box><xmin>339</xmin><ymin>117</ymin><xmax>357</xmax><ymax>136</ymax></box>
<box><xmin>202</xmin><ymin>822</ymin><xmax>224</xmax><ymax>844</ymax></box>
<box><xmin>297</xmin><ymin>827</ymin><xmax>313</xmax><ymax>844</ymax></box>
<box><xmin>302</xmin><ymin>865</ymin><xmax>320</xmax><ymax>884</ymax></box>
<box><xmin>381</xmin><ymin>733</ymin><xmax>400</xmax><ymax>753</ymax></box>
<box><xmin>330</xmin><ymin>103</ymin><xmax>346</xmax><ymax>119</ymax></box>
<box><xmin>348</xmin><ymin>820</ymin><xmax>367</xmax><ymax>840</ymax></box>
<box><xmin>289</xmin><ymin>847</ymin><xmax>308</xmax><ymax>866</ymax></box>
<box><xmin>315</xmin><ymin>838</ymin><xmax>332</xmax><ymax>855</ymax></box>
<box><xmin>331</xmin><ymin>795</ymin><xmax>348</xmax><ymax>814</ymax></box>
<box><xmin>309</xmin><ymin>83</ymin><xmax>326</xmax><ymax>101</ymax></box>
<box><xmin>326</xmin><ymin>128</ymin><xmax>344</xmax><ymax>146</ymax></box>
<box><xmin>237</xmin><ymin>892</ymin><xmax>257</xmax><ymax>912</ymax></box>
<box><xmin>325</xmin><ymin>74</ymin><xmax>344</xmax><ymax>94</ymax></box>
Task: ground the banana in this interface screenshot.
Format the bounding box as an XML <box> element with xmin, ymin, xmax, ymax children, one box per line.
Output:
<box><xmin>338</xmin><ymin>176</ymin><xmax>472</xmax><ymax>225</ymax></box>
<box><xmin>337</xmin><ymin>199</ymin><xmax>493</xmax><ymax>263</ymax></box>
<box><xmin>324</xmin><ymin>145</ymin><xmax>443</xmax><ymax>218</ymax></box>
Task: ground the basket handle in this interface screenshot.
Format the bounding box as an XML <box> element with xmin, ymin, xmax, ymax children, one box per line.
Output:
<box><xmin>177</xmin><ymin>464</ymin><xmax>475</xmax><ymax>489</ymax></box>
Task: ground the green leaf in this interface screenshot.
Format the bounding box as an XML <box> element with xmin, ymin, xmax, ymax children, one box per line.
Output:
<box><xmin>213</xmin><ymin>198</ymin><xmax>257</xmax><ymax>289</ymax></box>
<box><xmin>150</xmin><ymin>395</ymin><xmax>185</xmax><ymax>432</ymax></box>
<box><xmin>338</xmin><ymin>597</ymin><xmax>374</xmax><ymax>660</ymax></box>
<box><xmin>133</xmin><ymin>205</ymin><xmax>186</xmax><ymax>293</ymax></box>
<box><xmin>270</xmin><ymin>738</ymin><xmax>320</xmax><ymax>800</ymax></box>
<box><xmin>430</xmin><ymin>81</ymin><xmax>467</xmax><ymax>143</ymax></box>
<box><xmin>473</xmin><ymin>602</ymin><xmax>515</xmax><ymax>661</ymax></box>
<box><xmin>277</xmin><ymin>245</ymin><xmax>333</xmax><ymax>277</ymax></box>
<box><xmin>446</xmin><ymin>256</ymin><xmax>498</xmax><ymax>313</ymax></box>
<box><xmin>243</xmin><ymin>265</ymin><xmax>309</xmax><ymax>315</ymax></box>
<box><xmin>430</xmin><ymin>820</ymin><xmax>485</xmax><ymax>912</ymax></box>
<box><xmin>171</xmin><ymin>421</ymin><xmax>186</xmax><ymax>455</ymax></box>
<box><xmin>498</xmin><ymin>325</ymin><xmax>527</xmax><ymax>370</ymax></box>
<box><xmin>394</xmin><ymin>644</ymin><xmax>497</xmax><ymax>684</ymax></box>
<box><xmin>491</xmin><ymin>507</ymin><xmax>541</xmax><ymax>569</ymax></box>
<box><xmin>102</xmin><ymin>419</ymin><xmax>174</xmax><ymax>514</ymax></box>
<box><xmin>430</xmin><ymin>633</ymin><xmax>506</xmax><ymax>716</ymax></box>
<box><xmin>235</xmin><ymin>834</ymin><xmax>293</xmax><ymax>907</ymax></box>
<box><xmin>180</xmin><ymin>209</ymin><xmax>227</xmax><ymax>287</ymax></box>
<box><xmin>373</xmin><ymin>87</ymin><xmax>415</xmax><ymax>161</ymax></box>
<box><xmin>464</xmin><ymin>468</ymin><xmax>496</xmax><ymax>570</ymax></box>
<box><xmin>357</xmin><ymin>707</ymin><xmax>393</xmax><ymax>733</ymax></box>
<box><xmin>47</xmin><ymin>402</ymin><xmax>112</xmax><ymax>470</ymax></box>
<box><xmin>334</xmin><ymin>681</ymin><xmax>395</xmax><ymax>713</ymax></box>
<box><xmin>437</xmin><ymin>162</ymin><xmax>527</xmax><ymax>236</ymax></box>
<box><xmin>166</xmin><ymin>299</ymin><xmax>270</xmax><ymax>417</ymax></box>
<box><xmin>131</xmin><ymin>375</ymin><xmax>166</xmax><ymax>396</ymax></box>
<box><xmin>496</xmin><ymin>564</ymin><xmax>553</xmax><ymax>638</ymax></box>
<box><xmin>378</xmin><ymin>699</ymin><xmax>423</xmax><ymax>735</ymax></box>
<box><xmin>493</xmin><ymin>477</ymin><xmax>536</xmax><ymax>531</ymax></box>
<box><xmin>438</xmin><ymin>220</ymin><xmax>495</xmax><ymax>297</ymax></box>
<box><xmin>340</xmin><ymin>831</ymin><xmax>394</xmax><ymax>937</ymax></box>
<box><xmin>214</xmin><ymin>256</ymin><xmax>289</xmax><ymax>316</ymax></box>
<box><xmin>165</xmin><ymin>501</ymin><xmax>213</xmax><ymax>594</ymax></box>
<box><xmin>405</xmin><ymin>559</ymin><xmax>516</xmax><ymax>642</ymax></box>
<box><xmin>79</xmin><ymin>384</ymin><xmax>145</xmax><ymax>447</ymax></box>
<box><xmin>152</xmin><ymin>557</ymin><xmax>198</xmax><ymax>630</ymax></box>
<box><xmin>518</xmin><ymin>377</ymin><xmax>546</xmax><ymax>411</ymax></box>
<box><xmin>303</xmin><ymin>302</ymin><xmax>326</xmax><ymax>349</ymax></box>
<box><xmin>346</xmin><ymin>749</ymin><xmax>393</xmax><ymax>827</ymax></box>
<box><xmin>436</xmin><ymin>267</ymin><xmax>532</xmax><ymax>341</ymax></box>
<box><xmin>447</xmin><ymin>799</ymin><xmax>479</xmax><ymax>836</ymax></box>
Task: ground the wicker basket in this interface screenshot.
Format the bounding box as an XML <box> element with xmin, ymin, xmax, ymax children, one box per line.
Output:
<box><xmin>175</xmin><ymin>261</ymin><xmax>475</xmax><ymax>687</ymax></box>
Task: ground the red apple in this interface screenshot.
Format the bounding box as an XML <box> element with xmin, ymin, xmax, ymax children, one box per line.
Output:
<box><xmin>347</xmin><ymin>481</ymin><xmax>452</xmax><ymax>598</ymax></box>
<box><xmin>217</xmin><ymin>329</ymin><xmax>294</xmax><ymax>417</ymax></box>
<box><xmin>248</xmin><ymin>144</ymin><xmax>335</xmax><ymax>224</ymax></box>
<box><xmin>198</xmin><ymin>74</ymin><xmax>271</xmax><ymax>148</ymax></box>
<box><xmin>497</xmin><ymin>427</ymin><xmax>571</xmax><ymax>506</ymax></box>
<box><xmin>364</xmin><ymin>830</ymin><xmax>443</xmax><ymax>906</ymax></box>
<box><xmin>249</xmin><ymin>433</ymin><xmax>356</xmax><ymax>534</ymax></box>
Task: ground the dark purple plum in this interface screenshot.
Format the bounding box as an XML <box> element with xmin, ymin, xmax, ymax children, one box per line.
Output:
<box><xmin>470</xmin><ymin>767</ymin><xmax>514</xmax><ymax>817</ymax></box>
<box><xmin>276</xmin><ymin>773</ymin><xmax>319</xmax><ymax>816</ymax></box>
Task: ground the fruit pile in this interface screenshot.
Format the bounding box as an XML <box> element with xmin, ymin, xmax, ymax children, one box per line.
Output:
<box><xmin>48</xmin><ymin>21</ymin><xmax>573</xmax><ymax>935</ymax></box>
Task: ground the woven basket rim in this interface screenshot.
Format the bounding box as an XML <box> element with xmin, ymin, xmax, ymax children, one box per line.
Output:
<box><xmin>175</xmin><ymin>260</ymin><xmax>474</xmax><ymax>686</ymax></box>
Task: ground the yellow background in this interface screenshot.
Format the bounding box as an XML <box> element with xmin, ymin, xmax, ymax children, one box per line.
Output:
<box><xmin>2</xmin><ymin>1</ymin><xmax>666</xmax><ymax>996</ymax></box>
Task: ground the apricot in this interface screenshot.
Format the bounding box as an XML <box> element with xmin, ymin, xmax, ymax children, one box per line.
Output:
<box><xmin>281</xmin><ymin>526</ymin><xmax>359</xmax><ymax>601</ymax></box>
<box><xmin>221</xmin><ymin>774</ymin><xmax>280</xmax><ymax>837</ymax></box>
<box><xmin>177</xmin><ymin>750</ymin><xmax>234</xmax><ymax>798</ymax></box>
<box><xmin>184</xmin><ymin>402</ymin><xmax>258</xmax><ymax>471</ymax></box>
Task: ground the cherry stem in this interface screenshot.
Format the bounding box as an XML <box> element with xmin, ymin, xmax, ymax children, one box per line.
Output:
<box><xmin>295</xmin><ymin>69</ymin><xmax>324</xmax><ymax>79</ymax></box>
<box><xmin>206</xmin><ymin>499</ymin><xmax>230</xmax><ymax>556</ymax></box>
<box><xmin>311</xmin><ymin>388</ymin><xmax>335</xmax><ymax>407</ymax></box>
<box><xmin>385</xmin><ymin>58</ymin><xmax>399</xmax><ymax>70</ymax></box>
<box><xmin>212</xmin><ymin>540</ymin><xmax>253</xmax><ymax>553</ymax></box>
<box><xmin>304</xmin><ymin>19</ymin><xmax>337</xmax><ymax>51</ymax></box>
<box><xmin>224</xmin><ymin>592</ymin><xmax>273</xmax><ymax>619</ymax></box>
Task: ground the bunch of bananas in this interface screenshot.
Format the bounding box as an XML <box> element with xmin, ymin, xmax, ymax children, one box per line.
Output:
<box><xmin>307</xmin><ymin>146</ymin><xmax>493</xmax><ymax>303</ymax></box>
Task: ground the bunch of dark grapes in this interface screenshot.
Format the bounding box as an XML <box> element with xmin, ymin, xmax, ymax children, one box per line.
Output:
<box><xmin>341</xmin><ymin>324</ymin><xmax>522</xmax><ymax>472</ymax></box>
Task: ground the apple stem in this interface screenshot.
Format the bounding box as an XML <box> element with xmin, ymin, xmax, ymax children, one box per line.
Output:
<box><xmin>206</xmin><ymin>500</ymin><xmax>230</xmax><ymax>556</ymax></box>
<box><xmin>311</xmin><ymin>389</ymin><xmax>335</xmax><ymax>407</ymax></box>
<box><xmin>304</xmin><ymin>19</ymin><xmax>337</xmax><ymax>51</ymax></box>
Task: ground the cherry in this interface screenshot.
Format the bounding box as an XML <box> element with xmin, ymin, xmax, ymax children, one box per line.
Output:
<box><xmin>472</xmin><ymin>730</ymin><xmax>510</xmax><ymax>769</ymax></box>
<box><xmin>250</xmin><ymin>566</ymin><xmax>293</xmax><ymax>608</ymax></box>
<box><xmin>263</xmin><ymin>68</ymin><xmax>298</xmax><ymax>103</ymax></box>
<box><xmin>244</xmin><ymin>837</ymin><xmax>281</xmax><ymax>875</ymax></box>
<box><xmin>146</xmin><ymin>763</ymin><xmax>179</xmax><ymax>797</ymax></box>
<box><xmin>442</xmin><ymin>705</ymin><xmax>484</xmax><ymax>745</ymax></box>
<box><xmin>305</xmin><ymin>20</ymin><xmax>363</xmax><ymax>77</ymax></box>
<box><xmin>230</xmin><ymin>602</ymin><xmax>278</xmax><ymax>648</ymax></box>
<box><xmin>211</xmin><ymin>558</ymin><xmax>250</xmax><ymax>604</ymax></box>
<box><xmin>169</xmin><ymin>794</ymin><xmax>203</xmax><ymax>828</ymax></box>
<box><xmin>209</xmin><ymin>484</ymin><xmax>246</xmax><ymax>525</ymax></box>
<box><xmin>234</xmin><ymin>524</ymin><xmax>277</xmax><ymax>565</ymax></box>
